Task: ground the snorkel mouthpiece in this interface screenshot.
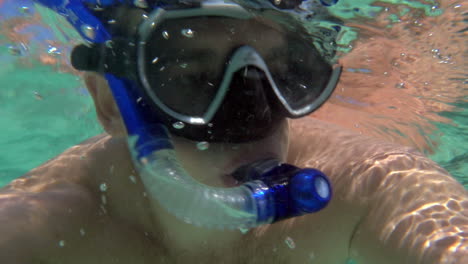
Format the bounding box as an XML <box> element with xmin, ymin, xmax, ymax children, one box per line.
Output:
<box><xmin>232</xmin><ymin>159</ymin><xmax>331</xmax><ymax>223</ymax></box>
<box><xmin>134</xmin><ymin>145</ymin><xmax>332</xmax><ymax>229</ymax></box>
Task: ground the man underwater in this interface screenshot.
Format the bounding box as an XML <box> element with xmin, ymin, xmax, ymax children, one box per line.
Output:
<box><xmin>0</xmin><ymin>0</ymin><xmax>467</xmax><ymax>263</ymax></box>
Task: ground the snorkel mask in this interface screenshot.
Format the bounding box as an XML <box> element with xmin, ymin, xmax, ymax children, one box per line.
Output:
<box><xmin>34</xmin><ymin>0</ymin><xmax>341</xmax><ymax>229</ymax></box>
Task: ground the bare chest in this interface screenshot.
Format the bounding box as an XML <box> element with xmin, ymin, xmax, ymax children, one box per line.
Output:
<box><xmin>42</xmin><ymin>220</ymin><xmax>348</xmax><ymax>264</ymax></box>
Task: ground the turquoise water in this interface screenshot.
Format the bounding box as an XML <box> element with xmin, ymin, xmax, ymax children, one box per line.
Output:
<box><xmin>429</xmin><ymin>103</ymin><xmax>468</xmax><ymax>186</ymax></box>
<box><xmin>0</xmin><ymin>0</ymin><xmax>466</xmax><ymax>188</ymax></box>
<box><xmin>0</xmin><ymin>64</ymin><xmax>103</xmax><ymax>185</ymax></box>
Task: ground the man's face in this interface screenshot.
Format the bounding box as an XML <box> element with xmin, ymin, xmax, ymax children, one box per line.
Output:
<box><xmin>89</xmin><ymin>73</ymin><xmax>290</xmax><ymax>187</ymax></box>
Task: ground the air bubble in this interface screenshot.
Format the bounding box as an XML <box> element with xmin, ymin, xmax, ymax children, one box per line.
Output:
<box><xmin>181</xmin><ymin>28</ymin><xmax>195</xmax><ymax>38</ymax></box>
<box><xmin>285</xmin><ymin>236</ymin><xmax>296</xmax><ymax>249</ymax></box>
<box><xmin>196</xmin><ymin>141</ymin><xmax>210</xmax><ymax>151</ymax></box>
<box><xmin>134</xmin><ymin>0</ymin><xmax>148</xmax><ymax>8</ymax></box>
<box><xmin>395</xmin><ymin>82</ymin><xmax>406</xmax><ymax>89</ymax></box>
<box><xmin>239</xmin><ymin>228</ymin><xmax>249</xmax><ymax>234</ymax></box>
<box><xmin>81</xmin><ymin>24</ymin><xmax>96</xmax><ymax>40</ymax></box>
<box><xmin>105</xmin><ymin>40</ymin><xmax>113</xmax><ymax>48</ymax></box>
<box><xmin>100</xmin><ymin>183</ymin><xmax>108</xmax><ymax>192</ymax></box>
<box><xmin>162</xmin><ymin>31</ymin><xmax>170</xmax><ymax>39</ymax></box>
<box><xmin>47</xmin><ymin>46</ymin><xmax>61</xmax><ymax>56</ymax></box>
<box><xmin>58</xmin><ymin>240</ymin><xmax>66</xmax><ymax>247</ymax></box>
<box><xmin>34</xmin><ymin>91</ymin><xmax>43</xmax><ymax>100</ymax></box>
<box><xmin>100</xmin><ymin>205</ymin><xmax>107</xmax><ymax>215</ymax></box>
<box><xmin>173</xmin><ymin>121</ymin><xmax>185</xmax><ymax>129</ymax></box>
<box><xmin>129</xmin><ymin>175</ymin><xmax>137</xmax><ymax>183</ymax></box>
<box><xmin>80</xmin><ymin>228</ymin><xmax>86</xmax><ymax>236</ymax></box>
<box><xmin>95</xmin><ymin>6</ymin><xmax>106</xmax><ymax>11</ymax></box>
<box><xmin>20</xmin><ymin>6</ymin><xmax>31</xmax><ymax>14</ymax></box>
<box><xmin>7</xmin><ymin>44</ymin><xmax>22</xmax><ymax>56</ymax></box>
<box><xmin>101</xmin><ymin>194</ymin><xmax>107</xmax><ymax>205</ymax></box>
<box><xmin>413</xmin><ymin>20</ymin><xmax>423</xmax><ymax>27</ymax></box>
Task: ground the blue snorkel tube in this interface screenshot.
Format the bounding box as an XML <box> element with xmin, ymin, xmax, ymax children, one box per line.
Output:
<box><xmin>34</xmin><ymin>0</ymin><xmax>335</xmax><ymax>229</ymax></box>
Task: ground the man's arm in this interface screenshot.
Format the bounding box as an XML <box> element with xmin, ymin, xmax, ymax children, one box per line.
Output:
<box><xmin>0</xmin><ymin>183</ymin><xmax>97</xmax><ymax>263</ymax></box>
<box><xmin>289</xmin><ymin>118</ymin><xmax>468</xmax><ymax>264</ymax></box>
<box><xmin>349</xmin><ymin>152</ymin><xmax>468</xmax><ymax>264</ymax></box>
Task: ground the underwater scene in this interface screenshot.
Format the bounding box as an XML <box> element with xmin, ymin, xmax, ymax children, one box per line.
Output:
<box><xmin>0</xmin><ymin>0</ymin><xmax>466</xmax><ymax>189</ymax></box>
<box><xmin>0</xmin><ymin>1</ymin><xmax>467</xmax><ymax>263</ymax></box>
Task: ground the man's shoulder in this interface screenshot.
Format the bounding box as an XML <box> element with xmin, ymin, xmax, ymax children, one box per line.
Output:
<box><xmin>6</xmin><ymin>134</ymin><xmax>117</xmax><ymax>192</ymax></box>
<box><xmin>0</xmin><ymin>131</ymin><xmax>105</xmax><ymax>222</ymax></box>
<box><xmin>288</xmin><ymin>118</ymin><xmax>420</xmax><ymax>162</ymax></box>
<box><xmin>0</xmin><ymin>173</ymin><xmax>98</xmax><ymax>262</ymax></box>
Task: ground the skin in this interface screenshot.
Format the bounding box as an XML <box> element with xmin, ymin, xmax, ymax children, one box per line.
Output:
<box><xmin>0</xmin><ymin>73</ymin><xmax>467</xmax><ymax>264</ymax></box>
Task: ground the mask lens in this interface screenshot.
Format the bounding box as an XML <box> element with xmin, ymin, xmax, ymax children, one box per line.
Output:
<box><xmin>265</xmin><ymin>36</ymin><xmax>335</xmax><ymax>114</ymax></box>
<box><xmin>140</xmin><ymin>15</ymin><xmax>337</xmax><ymax>118</ymax></box>
<box><xmin>143</xmin><ymin>18</ymin><xmax>226</xmax><ymax>116</ymax></box>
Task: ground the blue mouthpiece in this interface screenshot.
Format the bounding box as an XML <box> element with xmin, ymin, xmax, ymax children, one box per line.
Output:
<box><xmin>290</xmin><ymin>169</ymin><xmax>331</xmax><ymax>212</ymax></box>
<box><xmin>232</xmin><ymin>159</ymin><xmax>332</xmax><ymax>223</ymax></box>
